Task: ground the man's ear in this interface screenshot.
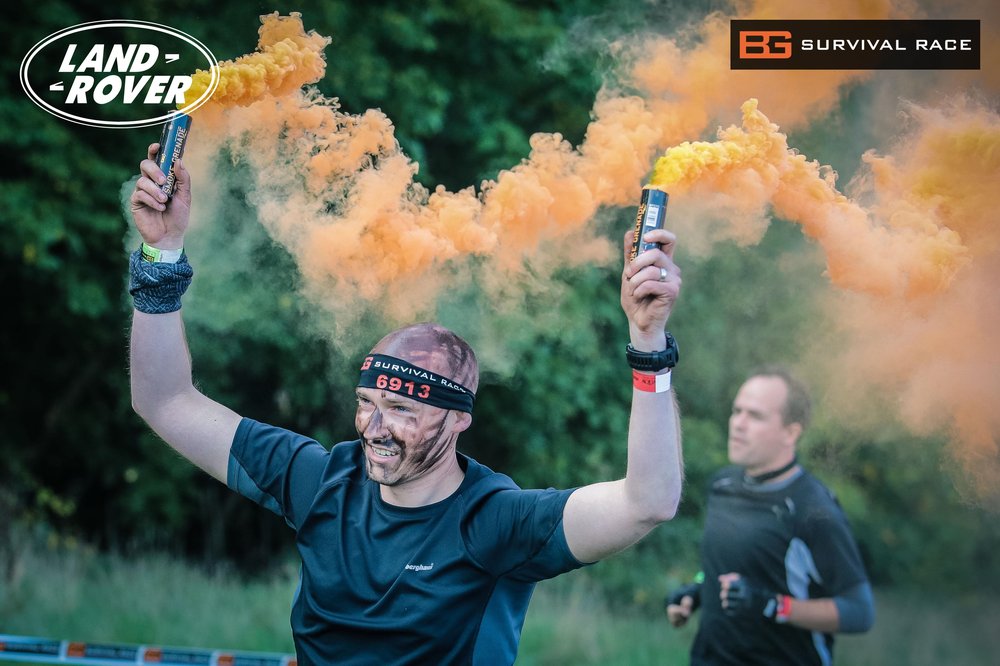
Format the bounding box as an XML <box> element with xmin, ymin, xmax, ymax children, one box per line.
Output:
<box><xmin>784</xmin><ymin>422</ymin><xmax>803</xmax><ymax>447</ymax></box>
<box><xmin>452</xmin><ymin>411</ymin><xmax>473</xmax><ymax>434</ymax></box>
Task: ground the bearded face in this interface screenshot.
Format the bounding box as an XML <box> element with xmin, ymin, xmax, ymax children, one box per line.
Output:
<box><xmin>355</xmin><ymin>387</ymin><xmax>462</xmax><ymax>487</ymax></box>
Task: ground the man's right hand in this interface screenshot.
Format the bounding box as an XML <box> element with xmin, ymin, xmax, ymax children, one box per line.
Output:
<box><xmin>666</xmin><ymin>595</ymin><xmax>695</xmax><ymax>627</ymax></box>
<box><xmin>664</xmin><ymin>581</ymin><xmax>701</xmax><ymax>628</ymax></box>
<box><xmin>129</xmin><ymin>142</ymin><xmax>191</xmax><ymax>250</ymax></box>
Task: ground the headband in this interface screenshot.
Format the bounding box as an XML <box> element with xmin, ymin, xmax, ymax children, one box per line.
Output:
<box><xmin>358</xmin><ymin>354</ymin><xmax>476</xmax><ymax>413</ymax></box>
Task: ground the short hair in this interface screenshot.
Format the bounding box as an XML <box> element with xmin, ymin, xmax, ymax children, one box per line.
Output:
<box><xmin>746</xmin><ymin>364</ymin><xmax>811</xmax><ymax>430</ymax></box>
<box><xmin>372</xmin><ymin>323</ymin><xmax>479</xmax><ymax>393</ymax></box>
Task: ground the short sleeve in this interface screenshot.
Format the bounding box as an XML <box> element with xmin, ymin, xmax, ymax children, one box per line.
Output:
<box><xmin>227</xmin><ymin>418</ymin><xmax>329</xmax><ymax>529</ymax></box>
<box><xmin>465</xmin><ymin>487</ymin><xmax>586</xmax><ymax>582</ymax></box>
<box><xmin>798</xmin><ymin>490</ymin><xmax>869</xmax><ymax>595</ymax></box>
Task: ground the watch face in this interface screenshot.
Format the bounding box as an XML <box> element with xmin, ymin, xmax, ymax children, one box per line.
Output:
<box><xmin>666</xmin><ymin>333</ymin><xmax>679</xmax><ymax>367</ymax></box>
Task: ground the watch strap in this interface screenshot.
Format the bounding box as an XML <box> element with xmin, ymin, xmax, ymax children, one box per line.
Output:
<box><xmin>626</xmin><ymin>332</ymin><xmax>679</xmax><ymax>371</ymax></box>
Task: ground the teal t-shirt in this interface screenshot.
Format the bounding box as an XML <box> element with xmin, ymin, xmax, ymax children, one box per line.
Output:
<box><xmin>228</xmin><ymin>418</ymin><xmax>584</xmax><ymax>665</ymax></box>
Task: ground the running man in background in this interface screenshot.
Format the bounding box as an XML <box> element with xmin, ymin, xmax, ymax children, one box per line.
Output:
<box><xmin>127</xmin><ymin>144</ymin><xmax>684</xmax><ymax>665</ymax></box>
<box><xmin>665</xmin><ymin>367</ymin><xmax>874</xmax><ymax>665</ymax></box>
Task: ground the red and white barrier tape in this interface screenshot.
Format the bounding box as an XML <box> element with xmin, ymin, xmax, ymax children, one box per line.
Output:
<box><xmin>0</xmin><ymin>634</ymin><xmax>295</xmax><ymax>666</ymax></box>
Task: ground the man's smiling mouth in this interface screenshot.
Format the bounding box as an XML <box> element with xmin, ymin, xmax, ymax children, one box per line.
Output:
<box><xmin>369</xmin><ymin>443</ymin><xmax>399</xmax><ymax>458</ymax></box>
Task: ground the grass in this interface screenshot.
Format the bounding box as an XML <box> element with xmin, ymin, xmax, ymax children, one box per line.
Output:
<box><xmin>522</xmin><ymin>575</ymin><xmax>1000</xmax><ymax>666</ymax></box>
<box><xmin>2</xmin><ymin>543</ymin><xmax>998</xmax><ymax>665</ymax></box>
<box><xmin>0</xmin><ymin>544</ymin><xmax>296</xmax><ymax>654</ymax></box>
<box><xmin>831</xmin><ymin>590</ymin><xmax>1000</xmax><ymax>666</ymax></box>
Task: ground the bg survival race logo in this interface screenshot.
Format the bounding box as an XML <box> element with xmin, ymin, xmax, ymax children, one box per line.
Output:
<box><xmin>20</xmin><ymin>20</ymin><xmax>219</xmax><ymax>128</ymax></box>
<box><xmin>731</xmin><ymin>19</ymin><xmax>980</xmax><ymax>69</ymax></box>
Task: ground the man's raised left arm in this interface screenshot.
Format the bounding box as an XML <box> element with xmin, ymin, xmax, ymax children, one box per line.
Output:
<box><xmin>562</xmin><ymin>226</ymin><xmax>683</xmax><ymax>563</ymax></box>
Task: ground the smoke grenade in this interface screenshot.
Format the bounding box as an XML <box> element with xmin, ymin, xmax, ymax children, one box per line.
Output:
<box><xmin>630</xmin><ymin>187</ymin><xmax>670</xmax><ymax>261</ymax></box>
<box><xmin>154</xmin><ymin>111</ymin><xmax>192</xmax><ymax>198</ymax></box>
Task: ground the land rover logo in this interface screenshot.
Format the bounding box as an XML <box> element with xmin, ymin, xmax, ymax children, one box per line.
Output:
<box><xmin>19</xmin><ymin>20</ymin><xmax>219</xmax><ymax>129</ymax></box>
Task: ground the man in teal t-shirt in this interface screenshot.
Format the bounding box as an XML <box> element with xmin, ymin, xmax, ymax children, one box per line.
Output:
<box><xmin>127</xmin><ymin>142</ymin><xmax>685</xmax><ymax>664</ymax></box>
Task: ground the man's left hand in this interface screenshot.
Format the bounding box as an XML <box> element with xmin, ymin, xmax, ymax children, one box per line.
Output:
<box><xmin>720</xmin><ymin>573</ymin><xmax>783</xmax><ymax>622</ymax></box>
<box><xmin>620</xmin><ymin>228</ymin><xmax>681</xmax><ymax>348</ymax></box>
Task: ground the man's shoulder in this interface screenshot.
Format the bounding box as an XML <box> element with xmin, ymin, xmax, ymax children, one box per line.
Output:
<box><xmin>790</xmin><ymin>468</ymin><xmax>839</xmax><ymax>503</ymax></box>
<box><xmin>707</xmin><ymin>465</ymin><xmax>742</xmax><ymax>489</ymax></box>
<box><xmin>238</xmin><ymin>418</ymin><xmax>363</xmax><ymax>478</ymax></box>
<box><xmin>330</xmin><ymin>437</ymin><xmax>364</xmax><ymax>460</ymax></box>
<box><xmin>787</xmin><ymin>468</ymin><xmax>851</xmax><ymax>524</ymax></box>
<box><xmin>454</xmin><ymin>453</ymin><xmax>578</xmax><ymax>522</ymax></box>
<box><xmin>457</xmin><ymin>452</ymin><xmax>521</xmax><ymax>498</ymax></box>
<box><xmin>325</xmin><ymin>438</ymin><xmax>366</xmax><ymax>471</ymax></box>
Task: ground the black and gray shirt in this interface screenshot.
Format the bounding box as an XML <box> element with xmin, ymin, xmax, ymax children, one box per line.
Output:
<box><xmin>691</xmin><ymin>466</ymin><xmax>870</xmax><ymax>666</ymax></box>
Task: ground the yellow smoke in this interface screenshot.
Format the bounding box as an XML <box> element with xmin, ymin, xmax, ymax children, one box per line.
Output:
<box><xmin>183</xmin><ymin>13</ymin><xmax>329</xmax><ymax>111</ymax></box>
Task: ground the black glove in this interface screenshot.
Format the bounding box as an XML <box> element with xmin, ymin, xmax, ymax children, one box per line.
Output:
<box><xmin>664</xmin><ymin>582</ymin><xmax>702</xmax><ymax>612</ymax></box>
<box><xmin>722</xmin><ymin>578</ymin><xmax>784</xmax><ymax>622</ymax></box>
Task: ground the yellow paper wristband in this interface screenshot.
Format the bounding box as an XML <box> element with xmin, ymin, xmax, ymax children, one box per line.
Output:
<box><xmin>140</xmin><ymin>242</ymin><xmax>183</xmax><ymax>264</ymax></box>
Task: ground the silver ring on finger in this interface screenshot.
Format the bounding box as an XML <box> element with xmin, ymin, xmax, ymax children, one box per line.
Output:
<box><xmin>659</xmin><ymin>267</ymin><xmax>669</xmax><ymax>282</ymax></box>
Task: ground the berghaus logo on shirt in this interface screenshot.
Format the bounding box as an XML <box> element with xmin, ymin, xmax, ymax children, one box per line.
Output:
<box><xmin>404</xmin><ymin>563</ymin><xmax>434</xmax><ymax>572</ymax></box>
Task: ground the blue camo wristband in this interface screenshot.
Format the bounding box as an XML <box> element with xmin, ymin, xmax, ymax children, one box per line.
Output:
<box><xmin>128</xmin><ymin>248</ymin><xmax>193</xmax><ymax>314</ymax></box>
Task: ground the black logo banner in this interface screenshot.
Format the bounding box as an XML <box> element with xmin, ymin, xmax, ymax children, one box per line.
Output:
<box><xmin>731</xmin><ymin>20</ymin><xmax>980</xmax><ymax>70</ymax></box>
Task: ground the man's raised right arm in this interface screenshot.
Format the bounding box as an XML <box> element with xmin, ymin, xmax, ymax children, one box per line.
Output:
<box><xmin>129</xmin><ymin>143</ymin><xmax>241</xmax><ymax>483</ymax></box>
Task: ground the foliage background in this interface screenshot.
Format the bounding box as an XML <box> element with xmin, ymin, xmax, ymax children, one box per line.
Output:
<box><xmin>2</xmin><ymin>0</ymin><xmax>999</xmax><ymax>651</ymax></box>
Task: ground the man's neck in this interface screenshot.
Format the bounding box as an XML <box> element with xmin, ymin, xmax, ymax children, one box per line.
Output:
<box><xmin>744</xmin><ymin>456</ymin><xmax>799</xmax><ymax>484</ymax></box>
<box><xmin>380</xmin><ymin>454</ymin><xmax>466</xmax><ymax>507</ymax></box>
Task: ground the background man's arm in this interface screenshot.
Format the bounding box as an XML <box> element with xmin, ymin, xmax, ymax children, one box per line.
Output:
<box><xmin>782</xmin><ymin>597</ymin><xmax>841</xmax><ymax>633</ymax></box>
<box><xmin>129</xmin><ymin>144</ymin><xmax>241</xmax><ymax>483</ymax></box>
<box><xmin>785</xmin><ymin>582</ymin><xmax>874</xmax><ymax>633</ymax></box>
<box><xmin>563</xmin><ymin>227</ymin><xmax>683</xmax><ymax>563</ymax></box>
<box><xmin>720</xmin><ymin>573</ymin><xmax>874</xmax><ymax>634</ymax></box>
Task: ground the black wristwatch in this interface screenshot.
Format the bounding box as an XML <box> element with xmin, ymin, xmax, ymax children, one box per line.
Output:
<box><xmin>626</xmin><ymin>332</ymin><xmax>679</xmax><ymax>371</ymax></box>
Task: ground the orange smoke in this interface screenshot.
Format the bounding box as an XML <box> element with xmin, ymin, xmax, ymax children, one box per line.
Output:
<box><xmin>179</xmin><ymin>1</ymin><xmax>902</xmax><ymax>311</ymax></box>
<box><xmin>623</xmin><ymin>0</ymin><xmax>892</xmax><ymax>142</ymax></box>
<box><xmin>174</xmin><ymin>6</ymin><xmax>998</xmax><ymax>499</ymax></box>
<box><xmin>182</xmin><ymin>0</ymin><xmax>908</xmax><ymax>304</ymax></box>
<box><xmin>644</xmin><ymin>97</ymin><xmax>999</xmax><ymax>502</ymax></box>
<box><xmin>832</xmin><ymin>102</ymin><xmax>1000</xmax><ymax>503</ymax></box>
<box><xmin>648</xmin><ymin>99</ymin><xmax>969</xmax><ymax>300</ymax></box>
<box><xmin>173</xmin><ymin>15</ymin><xmax>621</xmax><ymax>323</ymax></box>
